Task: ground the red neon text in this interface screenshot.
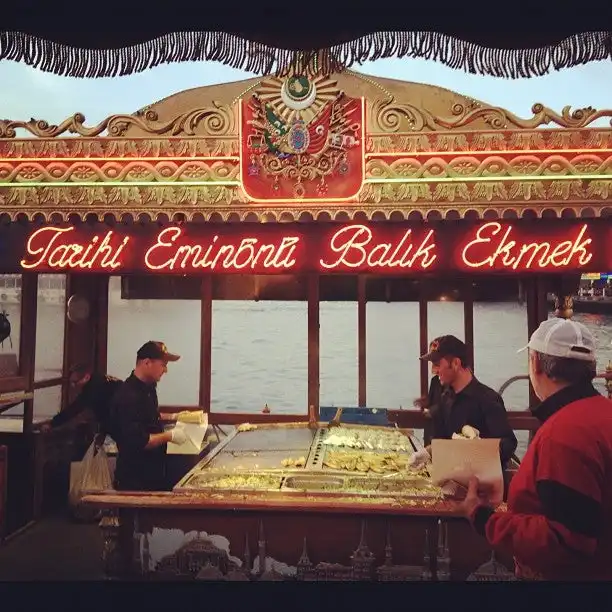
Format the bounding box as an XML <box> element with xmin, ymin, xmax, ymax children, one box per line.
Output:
<box><xmin>20</xmin><ymin>226</ymin><xmax>129</xmax><ymax>270</ymax></box>
<box><xmin>460</xmin><ymin>222</ymin><xmax>593</xmax><ymax>270</ymax></box>
<box><xmin>319</xmin><ymin>225</ymin><xmax>437</xmax><ymax>270</ymax></box>
<box><xmin>144</xmin><ymin>227</ymin><xmax>300</xmax><ymax>272</ymax></box>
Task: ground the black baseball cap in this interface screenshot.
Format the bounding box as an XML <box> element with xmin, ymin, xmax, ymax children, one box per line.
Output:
<box><xmin>420</xmin><ymin>335</ymin><xmax>468</xmax><ymax>364</ymax></box>
<box><xmin>137</xmin><ymin>341</ymin><xmax>180</xmax><ymax>362</ymax></box>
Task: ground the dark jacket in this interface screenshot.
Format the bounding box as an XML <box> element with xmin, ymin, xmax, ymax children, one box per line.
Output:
<box><xmin>472</xmin><ymin>383</ymin><xmax>612</xmax><ymax>580</ymax></box>
<box><xmin>431</xmin><ymin>377</ymin><xmax>517</xmax><ymax>465</ymax></box>
<box><xmin>51</xmin><ymin>373</ymin><xmax>123</xmax><ymax>435</ymax></box>
<box><xmin>110</xmin><ymin>372</ymin><xmax>168</xmax><ymax>492</ymax></box>
<box><xmin>425</xmin><ymin>376</ymin><xmax>454</xmax><ymax>419</ymax></box>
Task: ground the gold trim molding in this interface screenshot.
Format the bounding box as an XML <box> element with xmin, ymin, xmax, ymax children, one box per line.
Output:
<box><xmin>0</xmin><ymin>103</ymin><xmax>237</xmax><ymax>139</ymax></box>
<box><xmin>1</xmin><ymin>184</ymin><xmax>610</xmax><ymax>223</ymax></box>
<box><xmin>2</xmin><ymin>100</ymin><xmax>611</xmax><ymax>141</ymax></box>
<box><xmin>369</xmin><ymin>100</ymin><xmax>612</xmax><ymax>134</ymax></box>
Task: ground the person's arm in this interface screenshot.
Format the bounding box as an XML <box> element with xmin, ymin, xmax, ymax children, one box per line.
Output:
<box><xmin>471</xmin><ymin>438</ymin><xmax>603</xmax><ymax>574</ymax></box>
<box><xmin>50</xmin><ymin>389</ymin><xmax>91</xmax><ymax>428</ymax></box>
<box><xmin>481</xmin><ymin>395</ymin><xmax>517</xmax><ymax>464</ymax></box>
<box><xmin>145</xmin><ymin>431</ymin><xmax>173</xmax><ymax>449</ymax></box>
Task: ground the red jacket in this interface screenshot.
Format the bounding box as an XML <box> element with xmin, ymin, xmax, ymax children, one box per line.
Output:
<box><xmin>471</xmin><ymin>382</ymin><xmax>612</xmax><ymax>580</ymax></box>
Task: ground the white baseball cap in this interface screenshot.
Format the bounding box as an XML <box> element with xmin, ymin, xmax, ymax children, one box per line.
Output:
<box><xmin>518</xmin><ymin>318</ymin><xmax>596</xmax><ymax>362</ymax></box>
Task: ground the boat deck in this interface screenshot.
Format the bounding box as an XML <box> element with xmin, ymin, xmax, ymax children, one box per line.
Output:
<box><xmin>0</xmin><ymin>513</ymin><xmax>103</xmax><ymax>581</ymax></box>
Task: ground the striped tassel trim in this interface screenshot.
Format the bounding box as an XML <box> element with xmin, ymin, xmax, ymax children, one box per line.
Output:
<box><xmin>0</xmin><ymin>31</ymin><xmax>611</xmax><ymax>79</ymax></box>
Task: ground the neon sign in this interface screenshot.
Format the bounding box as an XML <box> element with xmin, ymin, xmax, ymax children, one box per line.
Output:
<box><xmin>319</xmin><ymin>225</ymin><xmax>437</xmax><ymax>270</ymax></box>
<box><xmin>144</xmin><ymin>226</ymin><xmax>300</xmax><ymax>271</ymax></box>
<box><xmin>13</xmin><ymin>221</ymin><xmax>609</xmax><ymax>276</ymax></box>
<box><xmin>460</xmin><ymin>222</ymin><xmax>594</xmax><ymax>271</ymax></box>
<box><xmin>20</xmin><ymin>226</ymin><xmax>129</xmax><ymax>270</ymax></box>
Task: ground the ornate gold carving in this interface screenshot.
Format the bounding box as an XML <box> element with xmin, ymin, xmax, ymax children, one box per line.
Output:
<box><xmin>0</xmin><ymin>103</ymin><xmax>237</xmax><ymax>139</ymax></box>
<box><xmin>367</xmin><ymin>129</ymin><xmax>612</xmax><ymax>154</ymax></box>
<box><xmin>365</xmin><ymin>154</ymin><xmax>612</xmax><ymax>181</ymax></box>
<box><xmin>0</xmin><ymin>184</ymin><xmax>249</xmax><ymax>214</ymax></box>
<box><xmin>358</xmin><ymin>180</ymin><xmax>612</xmax><ymax>205</ymax></box>
<box><xmin>370</xmin><ymin>98</ymin><xmax>612</xmax><ymax>134</ymax></box>
<box><xmin>0</xmin><ymin>138</ymin><xmax>238</xmax><ymax>158</ymax></box>
<box><xmin>0</xmin><ymin>160</ymin><xmax>240</xmax><ymax>184</ymax></box>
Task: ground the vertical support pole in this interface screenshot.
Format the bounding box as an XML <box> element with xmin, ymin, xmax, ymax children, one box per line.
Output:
<box><xmin>20</xmin><ymin>273</ymin><xmax>38</xmax><ymax>433</ymax></box>
<box><xmin>307</xmin><ymin>274</ymin><xmax>320</xmax><ymax>421</ymax></box>
<box><xmin>418</xmin><ymin>283</ymin><xmax>433</xmax><ymax>445</ymax></box>
<box><xmin>418</xmin><ymin>284</ymin><xmax>429</xmax><ymax>398</ymax></box>
<box><xmin>60</xmin><ymin>274</ymin><xmax>73</xmax><ymax>410</ymax></box>
<box><xmin>95</xmin><ymin>276</ymin><xmax>110</xmax><ymax>374</ymax></box>
<box><xmin>199</xmin><ymin>276</ymin><xmax>212</xmax><ymax>413</ymax></box>
<box><xmin>463</xmin><ymin>282</ymin><xmax>474</xmax><ymax>372</ymax></box>
<box><xmin>357</xmin><ymin>276</ymin><xmax>367</xmax><ymax>407</ymax></box>
<box><xmin>525</xmin><ymin>276</ymin><xmax>550</xmax><ymax>444</ymax></box>
<box><xmin>18</xmin><ymin>273</ymin><xmax>38</xmax><ymax>523</ymax></box>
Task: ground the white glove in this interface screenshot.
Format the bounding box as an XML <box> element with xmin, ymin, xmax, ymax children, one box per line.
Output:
<box><xmin>408</xmin><ymin>448</ymin><xmax>431</xmax><ymax>469</ymax></box>
<box><xmin>461</xmin><ymin>425</ymin><xmax>480</xmax><ymax>439</ymax></box>
<box><xmin>170</xmin><ymin>427</ymin><xmax>188</xmax><ymax>445</ymax></box>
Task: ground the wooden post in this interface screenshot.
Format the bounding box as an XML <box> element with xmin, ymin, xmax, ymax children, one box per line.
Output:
<box><xmin>199</xmin><ymin>276</ymin><xmax>212</xmax><ymax>413</ymax></box>
<box><xmin>357</xmin><ymin>276</ymin><xmax>367</xmax><ymax>407</ymax></box>
<box><xmin>463</xmin><ymin>282</ymin><xmax>474</xmax><ymax>372</ymax></box>
<box><xmin>307</xmin><ymin>275</ymin><xmax>320</xmax><ymax>420</ymax></box>
<box><xmin>418</xmin><ymin>284</ymin><xmax>429</xmax><ymax>398</ymax></box>
<box><xmin>525</xmin><ymin>276</ymin><xmax>550</xmax><ymax>444</ymax></box>
<box><xmin>95</xmin><ymin>276</ymin><xmax>110</xmax><ymax>374</ymax></box>
<box><xmin>418</xmin><ymin>283</ymin><xmax>433</xmax><ymax>445</ymax></box>
<box><xmin>60</xmin><ymin>274</ymin><xmax>73</xmax><ymax>410</ymax></box>
<box><xmin>20</xmin><ymin>273</ymin><xmax>38</xmax><ymax>433</ymax></box>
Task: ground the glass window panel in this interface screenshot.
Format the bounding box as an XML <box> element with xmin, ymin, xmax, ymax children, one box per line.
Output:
<box><xmin>211</xmin><ymin>301</ymin><xmax>307</xmax><ymax>414</ymax></box>
<box><xmin>426</xmin><ymin>301</ymin><xmax>465</xmax><ymax>344</ymax></box>
<box><xmin>474</xmin><ymin>302</ymin><xmax>529</xmax><ymax>408</ymax></box>
<box><xmin>0</xmin><ymin>274</ymin><xmax>22</xmax><ymax>379</ymax></box>
<box><xmin>474</xmin><ymin>302</ymin><xmax>529</xmax><ymax>460</ymax></box>
<box><xmin>34</xmin><ymin>274</ymin><xmax>66</xmax><ymax>382</ymax></box>
<box><xmin>107</xmin><ymin>276</ymin><xmax>200</xmax><ymax>406</ymax></box>
<box><xmin>0</xmin><ymin>398</ymin><xmax>24</xmax><ymax>419</ymax></box>
<box><xmin>366</xmin><ymin>302</ymin><xmax>420</xmax><ymax>409</ymax></box>
<box><xmin>320</xmin><ymin>302</ymin><xmax>358</xmax><ymax>408</ymax></box>
<box><xmin>33</xmin><ymin>385</ymin><xmax>62</xmax><ymax>424</ymax></box>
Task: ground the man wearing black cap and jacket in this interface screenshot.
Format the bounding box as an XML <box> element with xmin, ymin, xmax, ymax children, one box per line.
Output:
<box><xmin>409</xmin><ymin>335</ymin><xmax>517</xmax><ymax>469</ymax></box>
<box><xmin>111</xmin><ymin>341</ymin><xmax>188</xmax><ymax>492</ymax></box>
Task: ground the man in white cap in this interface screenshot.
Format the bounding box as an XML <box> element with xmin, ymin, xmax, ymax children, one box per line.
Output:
<box><xmin>462</xmin><ymin>318</ymin><xmax>612</xmax><ymax>580</ymax></box>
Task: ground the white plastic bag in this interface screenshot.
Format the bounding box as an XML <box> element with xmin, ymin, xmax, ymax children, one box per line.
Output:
<box><xmin>69</xmin><ymin>441</ymin><xmax>113</xmax><ymax>519</ymax></box>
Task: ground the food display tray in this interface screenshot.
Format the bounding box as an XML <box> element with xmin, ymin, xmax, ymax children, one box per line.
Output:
<box><xmin>306</xmin><ymin>427</ymin><xmax>417</xmax><ymax>473</ymax></box>
<box><xmin>201</xmin><ymin>449</ymin><xmax>308</xmax><ymax>472</ymax></box>
<box><xmin>175</xmin><ymin>471</ymin><xmax>442</xmax><ymax>499</ymax></box>
<box><xmin>175</xmin><ymin>472</ymin><xmax>284</xmax><ymax>493</ymax></box>
<box><xmin>222</xmin><ymin>426</ymin><xmax>316</xmax><ymax>453</ymax></box>
<box><xmin>174</xmin><ymin>422</ymin><xmax>441</xmax><ymax>498</ymax></box>
<box><xmin>279</xmin><ymin>473</ymin><xmax>442</xmax><ymax>498</ymax></box>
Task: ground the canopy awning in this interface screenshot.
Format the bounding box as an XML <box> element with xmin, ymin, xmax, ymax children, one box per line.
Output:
<box><xmin>0</xmin><ymin>23</ymin><xmax>611</xmax><ymax>79</ymax></box>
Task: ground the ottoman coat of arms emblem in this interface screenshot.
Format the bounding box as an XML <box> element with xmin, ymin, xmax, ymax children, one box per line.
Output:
<box><xmin>240</xmin><ymin>74</ymin><xmax>365</xmax><ymax>201</ymax></box>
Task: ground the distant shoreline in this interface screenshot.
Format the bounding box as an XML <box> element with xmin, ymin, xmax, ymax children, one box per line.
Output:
<box><xmin>547</xmin><ymin>297</ymin><xmax>612</xmax><ymax>315</ymax></box>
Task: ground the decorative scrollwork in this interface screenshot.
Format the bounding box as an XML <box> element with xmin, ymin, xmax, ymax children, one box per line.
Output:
<box><xmin>0</xmin><ymin>103</ymin><xmax>237</xmax><ymax>139</ymax></box>
<box><xmin>371</xmin><ymin>98</ymin><xmax>612</xmax><ymax>134</ymax></box>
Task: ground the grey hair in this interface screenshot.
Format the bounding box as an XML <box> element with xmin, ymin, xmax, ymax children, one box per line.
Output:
<box><xmin>534</xmin><ymin>351</ymin><xmax>596</xmax><ymax>385</ymax></box>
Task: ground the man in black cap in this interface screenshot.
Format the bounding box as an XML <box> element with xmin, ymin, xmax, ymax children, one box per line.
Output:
<box><xmin>111</xmin><ymin>341</ymin><xmax>188</xmax><ymax>491</ymax></box>
<box><xmin>39</xmin><ymin>364</ymin><xmax>123</xmax><ymax>444</ymax></box>
<box><xmin>409</xmin><ymin>335</ymin><xmax>517</xmax><ymax>469</ymax></box>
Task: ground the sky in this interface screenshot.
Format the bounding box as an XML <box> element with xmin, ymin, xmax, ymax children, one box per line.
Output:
<box><xmin>1</xmin><ymin>56</ymin><xmax>612</xmax><ymax>127</ymax></box>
